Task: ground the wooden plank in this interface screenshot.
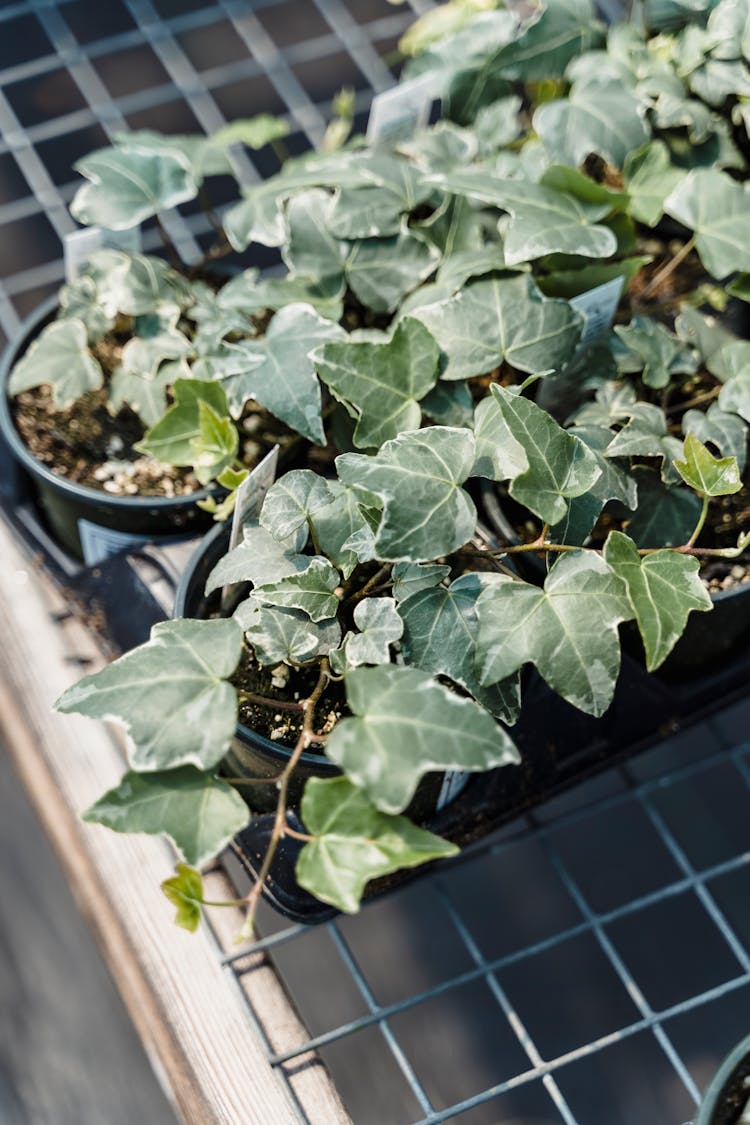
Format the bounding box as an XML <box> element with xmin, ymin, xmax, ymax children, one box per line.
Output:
<box><xmin>0</xmin><ymin>513</ymin><xmax>350</xmax><ymax>1125</ymax></box>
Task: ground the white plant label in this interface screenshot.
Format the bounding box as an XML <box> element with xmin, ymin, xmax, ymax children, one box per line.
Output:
<box><xmin>570</xmin><ymin>276</ymin><xmax>624</xmax><ymax>352</ymax></box>
<box><xmin>229</xmin><ymin>444</ymin><xmax>280</xmax><ymax>551</ymax></box>
<box><xmin>64</xmin><ymin>225</ymin><xmax>143</xmax><ymax>283</ymax></box>
<box><xmin>367</xmin><ymin>73</ymin><xmax>438</xmax><ymax>145</ymax></box>
<box><xmin>436</xmin><ymin>769</ymin><xmax>471</xmax><ymax>810</ymax></box>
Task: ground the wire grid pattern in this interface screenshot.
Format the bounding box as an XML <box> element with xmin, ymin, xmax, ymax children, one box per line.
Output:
<box><xmin>227</xmin><ymin>701</ymin><xmax>750</xmax><ymax>1125</ymax></box>
<box><xmin>2</xmin><ymin>4</ymin><xmax>749</xmax><ymax>1124</ymax></box>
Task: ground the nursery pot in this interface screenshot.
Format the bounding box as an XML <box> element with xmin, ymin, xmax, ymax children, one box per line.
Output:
<box><xmin>173</xmin><ymin>522</ymin><xmax>464</xmax><ymax>818</ymax></box>
<box><xmin>695</xmin><ymin>1033</ymin><xmax>750</xmax><ymax>1125</ymax></box>
<box><xmin>0</xmin><ymin>297</ymin><xmax>215</xmax><ymax>563</ymax></box>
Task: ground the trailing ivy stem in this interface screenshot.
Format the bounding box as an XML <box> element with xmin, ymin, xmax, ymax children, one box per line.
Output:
<box><xmin>283</xmin><ymin>826</ymin><xmax>314</xmax><ymax>843</ymax></box>
<box><xmin>236</xmin><ymin>690</ymin><xmax>305</xmax><ymax>712</ymax></box>
<box><xmin>665</xmin><ymin>386</ymin><xmax>721</xmax><ymax>415</ymax></box>
<box><xmin>639</xmin><ymin>235</ymin><xmax>697</xmax><ymax>300</ymax></box>
<box><xmin>685</xmin><ymin>494</ymin><xmax>710</xmax><ymax>550</ymax></box>
<box><xmin>242</xmin><ymin>659</ymin><xmax>330</xmax><ymax>935</ymax></box>
<box><xmin>202</xmin><ymin>897</ymin><xmax>251</xmax><ymax>908</ymax></box>
<box><xmin>348</xmin><ymin>564</ymin><xmax>392</xmax><ymax>606</ymax></box>
<box><xmin>198</xmin><ymin>186</ymin><xmax>224</xmax><ymax>236</ymax></box>
<box><xmin>154</xmin><ymin>214</ymin><xmax>184</xmax><ymax>271</ymax></box>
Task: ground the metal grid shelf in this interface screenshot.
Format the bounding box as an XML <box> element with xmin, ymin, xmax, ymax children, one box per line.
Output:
<box><xmin>1</xmin><ymin>3</ymin><xmax>749</xmax><ymax>1124</ymax></box>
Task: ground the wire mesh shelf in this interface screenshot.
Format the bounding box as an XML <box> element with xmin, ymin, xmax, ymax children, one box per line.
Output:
<box><xmin>1</xmin><ymin>3</ymin><xmax>749</xmax><ymax>1124</ymax></box>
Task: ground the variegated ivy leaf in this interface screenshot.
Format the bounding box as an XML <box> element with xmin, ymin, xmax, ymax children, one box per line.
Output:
<box><xmin>488</xmin><ymin>0</ymin><xmax>601</xmax><ymax>82</ymax></box>
<box><xmin>665</xmin><ymin>169</ymin><xmax>750</xmax><ymax>277</ymax></box>
<box><xmin>113</xmin><ymin>128</ymin><xmax>235</xmax><ymax>178</ymax></box>
<box><xmin>136</xmin><ymin>378</ymin><xmax>231</xmax><ymax>466</ymax></box>
<box><xmin>345</xmin><ymin>227</ymin><xmax>441</xmax><ymax>314</ymax></box>
<box><xmin>708</xmin><ymin>340</ymin><xmax>750</xmax><ymax>382</ymax></box>
<box><xmin>534</xmin><ymin>83</ymin><xmax>649</xmax><ymax>169</ymax></box>
<box><xmin>476</xmin><ymin>552</ymin><xmax>633</xmax><ymax>717</ymax></box>
<box><xmin>71</xmin><ymin>144</ymin><xmax>198</xmax><ymax>230</ymax></box>
<box><xmin>539</xmin><ymin>164</ymin><xmax>630</xmax><ymax>209</ymax></box>
<box><xmin>85</xmin><ymin>249</ymin><xmax>192</xmax><ymax>317</ymax></box>
<box><xmin>54</xmin><ymin>618</ymin><xmax>243</xmax><ymax>771</ymax></box>
<box><xmin>603</xmin><ymin>531</ymin><xmax>711</xmax><ymax>671</ymax></box>
<box><xmin>309</xmin><ymin>481</ymin><xmax>371</xmax><ymax>579</ymax></box>
<box><xmin>8</xmin><ymin>319</ymin><xmax>103</xmax><ymax>408</ymax></box>
<box><xmin>605</xmin><ymin>405</ymin><xmax>683</xmax><ymax>484</ymax></box>
<box><xmin>328</xmin><ymin>152</ymin><xmax>432</xmax><ymax>240</ymax></box>
<box><xmin>109</xmin><ymin>359</ymin><xmax>184</xmax><ymax>427</ymax></box>
<box><xmin>392</xmin><ymin>562</ymin><xmax>450</xmax><ymax>604</ymax></box>
<box><xmin>260</xmin><ymin>470</ymin><xmax>334</xmax><ymax>541</ymax></box>
<box><xmin>332</xmin><ymin>597</ymin><xmax>404</xmax><ymax>672</ymax></box>
<box><xmin>707</xmin><ymin>0</ymin><xmax>750</xmax><ymax>61</ymax></box>
<box><xmin>399</xmin><ymin>122</ymin><xmax>479</xmax><ymax>173</ymax></box>
<box><xmin>57</xmin><ymin>275</ymin><xmax>114</xmax><ymax>343</ymax></box>
<box><xmin>415</xmin><ymin>193</ymin><xmax>485</xmax><ymax>259</ymax></box>
<box><xmin>480</xmin><ymin>385</ymin><xmax>601</xmax><ymax>525</ymax></box>
<box><xmin>435</xmin><ymin>246</ymin><xmax>509</xmax><ymax>291</ymax></box>
<box><xmin>252</xmin><ymin>558</ymin><xmax>341</xmax><ymax>623</ymax></box>
<box><xmin>236</xmin><ymin>597</ymin><xmax>340</xmax><ymax>666</ymax></box>
<box><xmin>325</xmin><ymin>665</ymin><xmax>519</xmax><ymax>814</ymax></box>
<box><xmin>283</xmin><ymin>189</ymin><xmax>346</xmax><ymax>283</ymax></box>
<box><xmin>84</xmin><ymin>766</ymin><xmax>250</xmax><ymax>867</ymax></box>
<box><xmin>719</xmin><ymin>372</ymin><xmax>750</xmax><ymax>423</ymax></box>
<box><xmin>474</xmin><ymin>95</ymin><xmax>523</xmax><ymax>150</ymax></box>
<box><xmin>222</xmin><ymin>153</ymin><xmax>378</xmax><ymax>249</ymax></box>
<box><xmin>614</xmin><ymin>317</ymin><xmax>681</xmax><ymax>389</ymax></box>
<box><xmin>314</xmin><ymin>318</ymin><xmax>440</xmax><ymax>449</ymax></box>
<box><xmin>120</xmin><ymin>306</ymin><xmax>192</xmax><ymax>377</ymax></box>
<box><xmin>683</xmin><ymin>402</ymin><xmax>747</xmax><ymax>473</ymax></box>
<box><xmin>625</xmin><ymin>467</ymin><xmax>703</xmax><ymax>548</ymax></box>
<box><xmin>399</xmin><ymin>573</ymin><xmax>521</xmax><ymax>724</ymax></box>
<box><xmin>407</xmin><ymin>275</ymin><xmax>583</xmax><ymax>381</ymax></box>
<box><xmin>472</xmin><ymin>390</ymin><xmax>529</xmax><ymax>482</ymax></box>
<box><xmin>674</xmin><ymin>432</ymin><xmax>742</xmax><ymax>496</ymax></box>
<box><xmin>212</xmin><ymin>114</ymin><xmax>290</xmax><ymax>151</ymax></box>
<box><xmin>336</xmin><ymin>427</ymin><xmax>477</xmax><ymax>562</ymax></box>
<box><xmin>550</xmin><ymin>424</ymin><xmax>639</xmax><ymax>545</ymax></box>
<box><xmin>570</xmin><ymin>381</ymin><xmax>641</xmax><ymax>427</ymax></box>
<box><xmin>205</xmin><ymin>523</ymin><xmax>310</xmax><ymax>595</ymax></box>
<box><xmin>676</xmin><ymin>305</ymin><xmax>736</xmax><ymax>363</ymax></box>
<box><xmin>689</xmin><ymin>59</ymin><xmax>750</xmax><ymax>106</ymax></box>
<box><xmin>420</xmin><ymin>380</ymin><xmax>474</xmax><ymax>427</ymax></box>
<box><xmin>220</xmin><ymin>303</ymin><xmax>345</xmax><ymax>443</ymax></box>
<box><xmin>296</xmin><ymin>777</ymin><xmax>458</xmax><ymax>914</ymax></box>
<box><xmin>427</xmin><ymin>171</ymin><xmax>617</xmax><ymax>264</ymax></box>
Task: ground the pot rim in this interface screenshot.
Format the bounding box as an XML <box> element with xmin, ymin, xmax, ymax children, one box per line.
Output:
<box><xmin>174</xmin><ymin>521</ymin><xmax>338</xmax><ymax>772</ymax></box>
<box><xmin>0</xmin><ymin>293</ymin><xmax>214</xmax><ymax>511</ymax></box>
<box><xmin>695</xmin><ymin>1032</ymin><xmax>750</xmax><ymax>1124</ymax></box>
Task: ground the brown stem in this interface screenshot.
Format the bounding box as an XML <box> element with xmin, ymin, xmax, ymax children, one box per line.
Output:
<box><xmin>242</xmin><ymin>659</ymin><xmax>330</xmax><ymax>935</ymax></box>
<box><xmin>665</xmin><ymin>386</ymin><xmax>721</xmax><ymax>415</ymax></box>
<box><xmin>347</xmin><ymin>564</ymin><xmax>392</xmax><ymax>607</ymax></box>
<box><xmin>155</xmin><ymin>215</ymin><xmax>184</xmax><ymax>271</ymax></box>
<box><xmin>198</xmin><ymin>186</ymin><xmax>224</xmax><ymax>237</ymax></box>
<box><xmin>236</xmin><ymin>690</ymin><xmax>304</xmax><ymax>713</ymax></box>
<box><xmin>638</xmin><ymin>235</ymin><xmax>696</xmax><ymax>301</ymax></box>
<box><xmin>283</xmin><ymin>826</ymin><xmax>314</xmax><ymax>843</ymax></box>
<box><xmin>224</xmin><ymin>776</ymin><xmax>281</xmax><ymax>786</ymax></box>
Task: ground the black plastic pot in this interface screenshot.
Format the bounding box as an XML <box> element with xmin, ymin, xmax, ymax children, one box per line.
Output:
<box><xmin>173</xmin><ymin>522</ymin><xmax>451</xmax><ymax>819</ymax></box>
<box><xmin>695</xmin><ymin>1033</ymin><xmax>750</xmax><ymax>1125</ymax></box>
<box><xmin>0</xmin><ymin>297</ymin><xmax>215</xmax><ymax>563</ymax></box>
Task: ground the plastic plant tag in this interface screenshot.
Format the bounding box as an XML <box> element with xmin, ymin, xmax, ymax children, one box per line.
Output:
<box><xmin>570</xmin><ymin>276</ymin><xmax>624</xmax><ymax>352</ymax></box>
<box><xmin>366</xmin><ymin>73</ymin><xmax>438</xmax><ymax>145</ymax></box>
<box><xmin>64</xmin><ymin>226</ymin><xmax>143</xmax><ymax>282</ymax></box>
<box><xmin>436</xmin><ymin>770</ymin><xmax>470</xmax><ymax>810</ymax></box>
<box><xmin>229</xmin><ymin>444</ymin><xmax>280</xmax><ymax>551</ymax></box>
<box><xmin>78</xmin><ymin>518</ymin><xmax>191</xmax><ymax>567</ymax></box>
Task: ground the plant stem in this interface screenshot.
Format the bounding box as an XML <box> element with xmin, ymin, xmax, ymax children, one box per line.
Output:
<box><xmin>283</xmin><ymin>826</ymin><xmax>314</xmax><ymax>842</ymax></box>
<box><xmin>685</xmin><ymin>494</ymin><xmax>710</xmax><ymax>549</ymax></box>
<box><xmin>224</xmin><ymin>776</ymin><xmax>281</xmax><ymax>786</ymax></box>
<box><xmin>236</xmin><ymin>690</ymin><xmax>305</xmax><ymax>712</ymax></box>
<box><xmin>202</xmin><ymin>896</ymin><xmax>251</xmax><ymax>908</ymax></box>
<box><xmin>638</xmin><ymin>235</ymin><xmax>697</xmax><ymax>300</ymax></box>
<box><xmin>242</xmin><ymin>659</ymin><xmax>330</xmax><ymax>935</ymax></box>
<box><xmin>348</xmin><ymin>564</ymin><xmax>392</xmax><ymax>606</ymax></box>
<box><xmin>665</xmin><ymin>386</ymin><xmax>721</xmax><ymax>415</ymax></box>
<box><xmin>155</xmin><ymin>215</ymin><xmax>184</xmax><ymax>271</ymax></box>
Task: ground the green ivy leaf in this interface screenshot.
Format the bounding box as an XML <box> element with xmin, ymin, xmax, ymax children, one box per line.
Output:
<box><xmin>296</xmin><ymin>777</ymin><xmax>458</xmax><ymax>913</ymax></box>
<box><xmin>392</xmin><ymin>562</ymin><xmax>451</xmax><ymax>603</ymax></box>
<box><xmin>190</xmin><ymin>400</ymin><xmax>238</xmax><ymax>486</ymax></box>
<box><xmin>236</xmin><ymin>597</ymin><xmax>341</xmax><ymax>666</ymax></box>
<box><xmin>315</xmin><ymin>318</ymin><xmax>440</xmax><ymax>449</ymax></box>
<box><xmin>71</xmin><ymin>145</ymin><xmax>198</xmax><ymax>230</ymax></box>
<box><xmin>683</xmin><ymin>402</ymin><xmax>747</xmax><ymax>473</ymax></box>
<box><xmin>605</xmin><ymin>404</ymin><xmax>683</xmax><ymax>483</ymax></box>
<box><xmin>224</xmin><ymin>304</ymin><xmax>345</xmax><ymax>443</ymax></box>
<box><xmin>399</xmin><ymin>573</ymin><xmax>521</xmax><ymax>723</ymax></box>
<box><xmin>136</xmin><ymin>379</ymin><xmax>231</xmax><ymax>466</ymax></box>
<box><xmin>161</xmin><ymin>864</ymin><xmax>204</xmax><ymax>933</ymax></box>
<box><xmin>325</xmin><ymin>665</ymin><xmax>519</xmax><ymax>814</ymax></box>
<box><xmin>570</xmin><ymin>381</ymin><xmax>641</xmax><ymax>427</ymax></box>
<box><xmin>472</xmin><ymin>390</ymin><xmax>529</xmax><ymax>482</ymax></box>
<box><xmin>308</xmin><ymin>481</ymin><xmax>371</xmax><ymax>579</ymax></box>
<box><xmin>476</xmin><ymin>552</ymin><xmax>633</xmax><ymax>717</ymax></box>
<box><xmin>407</xmin><ymin>275</ymin><xmax>583</xmax><ymax>380</ymax></box>
<box><xmin>550</xmin><ymin>424</ymin><xmax>639</xmax><ymax>545</ymax></box>
<box><xmin>328</xmin><ymin>153</ymin><xmax>432</xmax><ymax>239</ymax></box>
<box><xmin>614</xmin><ymin>317</ymin><xmax>681</xmax><ymax>389</ymax></box>
<box><xmin>54</xmin><ymin>619</ymin><xmax>243</xmax><ymax>771</ymax></box>
<box><xmin>8</xmin><ymin>319</ymin><xmax>103</xmax><ymax>408</ymax></box>
<box><xmin>84</xmin><ymin>766</ymin><xmax>250</xmax><ymax>866</ymax></box>
<box><xmin>665</xmin><ymin>169</ymin><xmax>750</xmax><ymax>277</ymax></box>
<box><xmin>109</xmin><ymin>359</ymin><xmax>182</xmax><ymax>427</ymax></box>
<box><xmin>427</xmin><ymin>171</ymin><xmax>617</xmax><ymax>264</ymax></box>
<box><xmin>253</xmin><ymin>558</ymin><xmax>341</xmax><ymax>622</ymax></box>
<box><xmin>623</xmin><ymin>141</ymin><xmax>686</xmax><ymax>225</ymax></box>
<box><xmin>673</xmin><ymin>432</ymin><xmax>742</xmax><ymax>495</ymax></box>
<box><xmin>212</xmin><ymin>114</ymin><xmax>290</xmax><ymax>150</ymax></box>
<box><xmin>481</xmin><ymin>384</ymin><xmax>602</xmax><ymax>524</ymax></box>
<box><xmin>420</xmin><ymin>379</ymin><xmax>474</xmax><ymax>427</ymax></box>
<box><xmin>718</xmin><ymin>372</ymin><xmax>750</xmax><ymax>423</ymax></box>
<box><xmin>534</xmin><ymin>84</ymin><xmax>650</xmax><ymax>168</ymax></box>
<box><xmin>113</xmin><ymin>129</ymin><xmax>235</xmax><ymax>178</ymax></box>
<box><xmin>625</xmin><ymin>467</ymin><xmax>703</xmax><ymax>548</ymax></box>
<box><xmin>283</xmin><ymin>189</ymin><xmax>345</xmax><ymax>283</ymax></box>
<box><xmin>538</xmin><ymin>257</ymin><xmax>651</xmax><ymax>301</ymax></box>
<box><xmin>333</xmin><ymin>597</ymin><xmax>404</xmax><ymax>671</ymax></box>
<box><xmin>205</xmin><ymin>524</ymin><xmax>310</xmax><ymax>594</ymax></box>
<box><xmin>345</xmin><ymin>227</ymin><xmax>440</xmax><ymax>314</ymax></box>
<box><xmin>603</xmin><ymin>530</ymin><xmax>711</xmax><ymax>670</ymax></box>
<box><xmin>336</xmin><ymin>427</ymin><xmax>477</xmax><ymax>562</ymax></box>
<box><xmin>260</xmin><ymin>470</ymin><xmax>334</xmax><ymax>541</ymax></box>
